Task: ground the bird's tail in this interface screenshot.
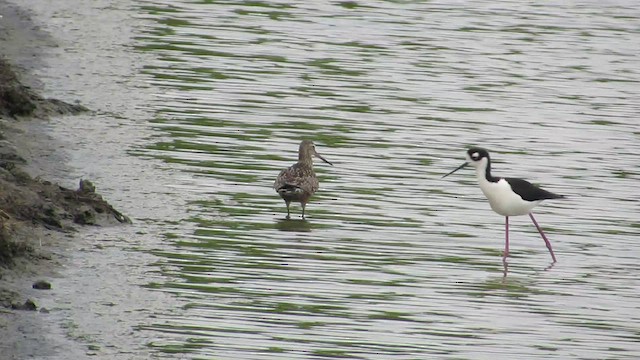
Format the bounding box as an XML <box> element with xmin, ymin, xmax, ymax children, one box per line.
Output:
<box><xmin>277</xmin><ymin>184</ymin><xmax>304</xmax><ymax>197</ymax></box>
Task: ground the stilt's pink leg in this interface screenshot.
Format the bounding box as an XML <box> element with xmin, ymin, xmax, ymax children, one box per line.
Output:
<box><xmin>529</xmin><ymin>213</ymin><xmax>557</xmax><ymax>263</ymax></box>
<box><xmin>502</xmin><ymin>257</ymin><xmax>509</xmax><ymax>278</ymax></box>
<box><xmin>503</xmin><ymin>216</ymin><xmax>509</xmax><ymax>259</ymax></box>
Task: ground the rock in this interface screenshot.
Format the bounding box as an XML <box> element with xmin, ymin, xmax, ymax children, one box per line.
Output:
<box><xmin>39</xmin><ymin>98</ymin><xmax>89</xmax><ymax>115</ymax></box>
<box><xmin>78</xmin><ymin>179</ymin><xmax>95</xmax><ymax>194</ymax></box>
<box><xmin>11</xmin><ymin>298</ymin><xmax>37</xmax><ymax>311</ymax></box>
<box><xmin>0</xmin><ymin>83</ymin><xmax>37</xmax><ymax>117</ymax></box>
<box><xmin>73</xmin><ymin>206</ymin><xmax>95</xmax><ymax>225</ymax></box>
<box><xmin>32</xmin><ymin>280</ymin><xmax>51</xmax><ymax>290</ymax></box>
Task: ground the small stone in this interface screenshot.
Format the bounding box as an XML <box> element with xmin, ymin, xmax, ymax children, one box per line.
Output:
<box><xmin>32</xmin><ymin>280</ymin><xmax>52</xmax><ymax>290</ymax></box>
<box><xmin>40</xmin><ymin>307</ymin><xmax>50</xmax><ymax>313</ymax></box>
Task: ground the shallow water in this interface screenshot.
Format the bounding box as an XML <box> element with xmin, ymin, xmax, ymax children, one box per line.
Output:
<box><xmin>15</xmin><ymin>0</ymin><xmax>640</xmax><ymax>358</ymax></box>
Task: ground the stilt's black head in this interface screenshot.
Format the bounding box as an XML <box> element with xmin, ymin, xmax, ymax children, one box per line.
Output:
<box><xmin>466</xmin><ymin>147</ymin><xmax>496</xmax><ymax>181</ymax></box>
<box><xmin>443</xmin><ymin>147</ymin><xmax>493</xmax><ymax>179</ymax></box>
<box><xmin>466</xmin><ymin>147</ymin><xmax>490</xmax><ymax>163</ymax></box>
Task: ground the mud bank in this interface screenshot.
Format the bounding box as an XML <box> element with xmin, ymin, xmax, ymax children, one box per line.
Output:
<box><xmin>0</xmin><ymin>55</ymin><xmax>131</xmax><ymax>298</ymax></box>
<box><xmin>0</xmin><ymin>0</ymin><xmax>130</xmax><ymax>338</ymax></box>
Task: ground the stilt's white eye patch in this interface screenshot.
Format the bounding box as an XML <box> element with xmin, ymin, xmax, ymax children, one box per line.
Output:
<box><xmin>471</xmin><ymin>152</ymin><xmax>480</xmax><ymax>160</ymax></box>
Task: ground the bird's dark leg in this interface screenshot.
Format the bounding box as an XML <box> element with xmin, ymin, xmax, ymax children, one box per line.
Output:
<box><xmin>285</xmin><ymin>201</ymin><xmax>291</xmax><ymax>220</ymax></box>
<box><xmin>301</xmin><ymin>202</ymin><xmax>306</xmax><ymax>219</ymax></box>
<box><xmin>529</xmin><ymin>213</ymin><xmax>557</xmax><ymax>263</ymax></box>
<box><xmin>503</xmin><ymin>216</ymin><xmax>510</xmax><ymax>260</ymax></box>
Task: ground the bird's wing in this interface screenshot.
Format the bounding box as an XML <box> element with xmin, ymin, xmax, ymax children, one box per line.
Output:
<box><xmin>274</xmin><ymin>168</ymin><xmax>291</xmax><ymax>190</ymax></box>
<box><xmin>506</xmin><ymin>178</ymin><xmax>564</xmax><ymax>201</ymax></box>
<box><xmin>274</xmin><ymin>165</ymin><xmax>319</xmax><ymax>194</ymax></box>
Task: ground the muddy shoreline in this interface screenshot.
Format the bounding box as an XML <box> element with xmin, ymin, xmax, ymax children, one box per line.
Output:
<box><xmin>1</xmin><ymin>1</ymin><xmax>131</xmax><ymax>356</ymax></box>
<box><xmin>0</xmin><ymin>36</ymin><xmax>130</xmax><ymax>307</ymax></box>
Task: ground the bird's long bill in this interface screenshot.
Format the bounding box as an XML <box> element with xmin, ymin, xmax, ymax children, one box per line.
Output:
<box><xmin>442</xmin><ymin>162</ymin><xmax>468</xmax><ymax>178</ymax></box>
<box><xmin>315</xmin><ymin>152</ymin><xmax>333</xmax><ymax>166</ymax></box>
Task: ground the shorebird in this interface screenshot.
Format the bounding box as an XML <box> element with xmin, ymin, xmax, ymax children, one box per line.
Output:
<box><xmin>443</xmin><ymin>147</ymin><xmax>564</xmax><ymax>262</ymax></box>
<box><xmin>274</xmin><ymin>140</ymin><xmax>333</xmax><ymax>219</ymax></box>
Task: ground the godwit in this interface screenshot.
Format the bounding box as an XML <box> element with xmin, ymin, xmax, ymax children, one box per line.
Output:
<box><xmin>274</xmin><ymin>140</ymin><xmax>333</xmax><ymax>219</ymax></box>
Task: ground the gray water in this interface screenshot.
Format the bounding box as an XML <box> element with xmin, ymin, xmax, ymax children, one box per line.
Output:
<box><xmin>15</xmin><ymin>0</ymin><xmax>640</xmax><ymax>359</ymax></box>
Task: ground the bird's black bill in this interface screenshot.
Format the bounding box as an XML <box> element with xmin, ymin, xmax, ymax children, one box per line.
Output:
<box><xmin>442</xmin><ymin>162</ymin><xmax>468</xmax><ymax>178</ymax></box>
<box><xmin>316</xmin><ymin>153</ymin><xmax>333</xmax><ymax>166</ymax></box>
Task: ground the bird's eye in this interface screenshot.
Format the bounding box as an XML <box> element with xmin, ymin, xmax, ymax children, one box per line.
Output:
<box><xmin>471</xmin><ymin>152</ymin><xmax>480</xmax><ymax>160</ymax></box>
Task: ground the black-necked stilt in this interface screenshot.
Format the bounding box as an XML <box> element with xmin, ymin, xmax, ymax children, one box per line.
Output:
<box><xmin>274</xmin><ymin>140</ymin><xmax>333</xmax><ymax>219</ymax></box>
<box><xmin>443</xmin><ymin>147</ymin><xmax>564</xmax><ymax>262</ymax></box>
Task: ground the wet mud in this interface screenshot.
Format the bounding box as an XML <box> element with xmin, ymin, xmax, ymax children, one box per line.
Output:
<box><xmin>0</xmin><ymin>12</ymin><xmax>132</xmax><ymax>360</ymax></box>
<box><xmin>0</xmin><ymin>55</ymin><xmax>130</xmax><ymax>304</ymax></box>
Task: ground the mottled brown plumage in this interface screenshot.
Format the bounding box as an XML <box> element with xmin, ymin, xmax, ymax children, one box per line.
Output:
<box><xmin>274</xmin><ymin>140</ymin><xmax>333</xmax><ymax>219</ymax></box>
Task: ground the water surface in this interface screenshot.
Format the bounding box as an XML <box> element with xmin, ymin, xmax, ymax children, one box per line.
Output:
<box><xmin>20</xmin><ymin>0</ymin><xmax>640</xmax><ymax>358</ymax></box>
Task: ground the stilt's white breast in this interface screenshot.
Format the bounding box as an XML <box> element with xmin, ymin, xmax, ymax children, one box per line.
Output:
<box><xmin>477</xmin><ymin>175</ymin><xmax>540</xmax><ymax>216</ymax></box>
